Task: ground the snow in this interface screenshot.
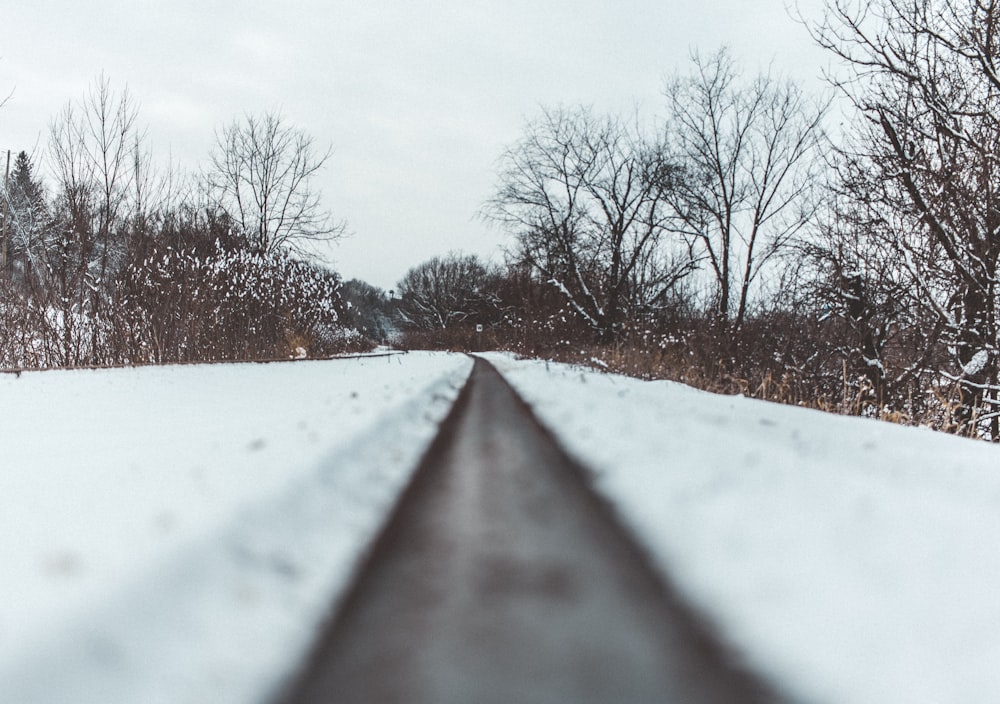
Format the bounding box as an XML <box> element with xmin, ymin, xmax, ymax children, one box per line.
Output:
<box><xmin>484</xmin><ymin>353</ymin><xmax>1000</xmax><ymax>704</ymax></box>
<box><xmin>964</xmin><ymin>349</ymin><xmax>989</xmax><ymax>376</ymax></box>
<box><xmin>0</xmin><ymin>353</ymin><xmax>472</xmax><ymax>704</ymax></box>
<box><xmin>7</xmin><ymin>349</ymin><xmax>1000</xmax><ymax>704</ymax></box>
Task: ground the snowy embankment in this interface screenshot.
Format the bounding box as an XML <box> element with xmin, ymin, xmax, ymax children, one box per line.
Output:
<box><xmin>6</xmin><ymin>351</ymin><xmax>1000</xmax><ymax>704</ymax></box>
<box><xmin>486</xmin><ymin>353</ymin><xmax>1000</xmax><ymax>704</ymax></box>
<box><xmin>0</xmin><ymin>353</ymin><xmax>472</xmax><ymax>704</ymax></box>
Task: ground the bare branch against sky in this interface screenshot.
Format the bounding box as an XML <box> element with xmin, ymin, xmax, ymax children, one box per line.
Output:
<box><xmin>0</xmin><ymin>1</ymin><xmax>831</xmax><ymax>289</ymax></box>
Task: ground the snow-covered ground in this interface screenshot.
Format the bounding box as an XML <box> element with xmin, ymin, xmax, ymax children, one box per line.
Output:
<box><xmin>5</xmin><ymin>351</ymin><xmax>1000</xmax><ymax>704</ymax></box>
<box><xmin>0</xmin><ymin>353</ymin><xmax>472</xmax><ymax>704</ymax></box>
<box><xmin>486</xmin><ymin>353</ymin><xmax>1000</xmax><ymax>704</ymax></box>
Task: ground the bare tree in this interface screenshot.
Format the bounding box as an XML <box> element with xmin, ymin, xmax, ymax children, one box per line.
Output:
<box><xmin>49</xmin><ymin>75</ymin><xmax>141</xmax><ymax>281</ymax></box>
<box><xmin>396</xmin><ymin>253</ymin><xmax>499</xmax><ymax>331</ymax></box>
<box><xmin>663</xmin><ymin>48</ymin><xmax>828</xmax><ymax>332</ymax></box>
<box><xmin>206</xmin><ymin>111</ymin><xmax>344</xmax><ymax>255</ymax></box>
<box><xmin>40</xmin><ymin>75</ymin><xmax>147</xmax><ymax>364</ymax></box>
<box><xmin>801</xmin><ymin>180</ymin><xmax>943</xmax><ymax>414</ymax></box>
<box><xmin>484</xmin><ymin>106</ymin><xmax>694</xmax><ymax>341</ymax></box>
<box><xmin>811</xmin><ymin>0</ymin><xmax>1000</xmax><ymax>436</ymax></box>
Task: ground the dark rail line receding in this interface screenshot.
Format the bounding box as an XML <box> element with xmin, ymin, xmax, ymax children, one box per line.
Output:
<box><xmin>276</xmin><ymin>357</ymin><xmax>789</xmax><ymax>704</ymax></box>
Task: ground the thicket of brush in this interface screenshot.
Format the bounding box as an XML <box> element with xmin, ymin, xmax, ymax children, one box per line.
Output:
<box><xmin>390</xmin><ymin>257</ymin><xmax>972</xmax><ymax>438</ymax></box>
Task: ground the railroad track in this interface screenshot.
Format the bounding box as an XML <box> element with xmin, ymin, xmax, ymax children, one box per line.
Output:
<box><xmin>276</xmin><ymin>357</ymin><xmax>789</xmax><ymax>704</ymax></box>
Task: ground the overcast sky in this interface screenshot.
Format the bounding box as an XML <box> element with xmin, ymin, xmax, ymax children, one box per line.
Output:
<box><xmin>0</xmin><ymin>1</ymin><xmax>832</xmax><ymax>291</ymax></box>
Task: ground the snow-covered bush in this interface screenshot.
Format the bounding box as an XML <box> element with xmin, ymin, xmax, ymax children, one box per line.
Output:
<box><xmin>117</xmin><ymin>242</ymin><xmax>365</xmax><ymax>362</ymax></box>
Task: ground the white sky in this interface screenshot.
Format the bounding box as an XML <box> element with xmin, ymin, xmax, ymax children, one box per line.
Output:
<box><xmin>0</xmin><ymin>1</ymin><xmax>832</xmax><ymax>291</ymax></box>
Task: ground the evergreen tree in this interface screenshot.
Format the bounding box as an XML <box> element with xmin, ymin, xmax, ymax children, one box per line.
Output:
<box><xmin>10</xmin><ymin>152</ymin><xmax>44</xmax><ymax>208</ymax></box>
<box><xmin>3</xmin><ymin>151</ymin><xmax>48</xmax><ymax>282</ymax></box>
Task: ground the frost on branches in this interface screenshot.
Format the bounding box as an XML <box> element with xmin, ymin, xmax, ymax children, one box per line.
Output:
<box><xmin>0</xmin><ymin>87</ymin><xmax>364</xmax><ymax>369</ymax></box>
<box><xmin>118</xmin><ymin>243</ymin><xmax>364</xmax><ymax>363</ymax></box>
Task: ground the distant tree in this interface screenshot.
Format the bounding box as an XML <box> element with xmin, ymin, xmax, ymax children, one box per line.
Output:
<box><xmin>340</xmin><ymin>279</ymin><xmax>399</xmax><ymax>344</ymax></box>
<box><xmin>10</xmin><ymin>151</ymin><xmax>44</xmax><ymax>207</ymax></box>
<box><xmin>205</xmin><ymin>110</ymin><xmax>345</xmax><ymax>255</ymax></box>
<box><xmin>396</xmin><ymin>253</ymin><xmax>500</xmax><ymax>331</ymax></box>
<box><xmin>50</xmin><ymin>76</ymin><xmax>142</xmax><ymax>285</ymax></box>
<box><xmin>484</xmin><ymin>106</ymin><xmax>694</xmax><ymax>341</ymax></box>
<box><xmin>800</xmin><ymin>197</ymin><xmax>909</xmax><ymax>411</ymax></box>
<box><xmin>2</xmin><ymin>151</ymin><xmax>48</xmax><ymax>282</ymax></box>
<box><xmin>662</xmin><ymin>48</ymin><xmax>828</xmax><ymax>332</ymax></box>
<box><xmin>42</xmin><ymin>75</ymin><xmax>147</xmax><ymax>364</ymax></box>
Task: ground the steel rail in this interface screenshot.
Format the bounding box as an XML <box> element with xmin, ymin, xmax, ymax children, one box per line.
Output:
<box><xmin>276</xmin><ymin>357</ymin><xmax>790</xmax><ymax>704</ymax></box>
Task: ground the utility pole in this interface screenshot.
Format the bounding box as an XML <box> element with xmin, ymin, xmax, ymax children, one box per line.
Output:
<box><xmin>1</xmin><ymin>149</ymin><xmax>9</xmax><ymax>275</ymax></box>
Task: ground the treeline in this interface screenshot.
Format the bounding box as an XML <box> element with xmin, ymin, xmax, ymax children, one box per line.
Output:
<box><xmin>6</xmin><ymin>0</ymin><xmax>999</xmax><ymax>441</ymax></box>
<box><xmin>383</xmin><ymin>0</ymin><xmax>1000</xmax><ymax>441</ymax></box>
<box><xmin>0</xmin><ymin>78</ymin><xmax>365</xmax><ymax>368</ymax></box>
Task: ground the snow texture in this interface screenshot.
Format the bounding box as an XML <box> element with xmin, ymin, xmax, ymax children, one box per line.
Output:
<box><xmin>963</xmin><ymin>349</ymin><xmax>989</xmax><ymax>377</ymax></box>
<box><xmin>484</xmin><ymin>353</ymin><xmax>1000</xmax><ymax>704</ymax></box>
<box><xmin>0</xmin><ymin>353</ymin><xmax>472</xmax><ymax>704</ymax></box>
<box><xmin>7</xmin><ymin>349</ymin><xmax>1000</xmax><ymax>704</ymax></box>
